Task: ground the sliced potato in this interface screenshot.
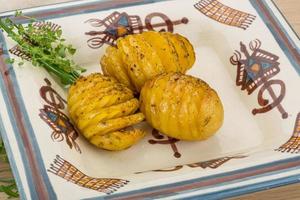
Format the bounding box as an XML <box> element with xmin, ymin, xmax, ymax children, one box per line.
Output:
<box><xmin>117</xmin><ymin>37</ymin><xmax>147</xmax><ymax>91</ymax></box>
<box><xmin>175</xmin><ymin>33</ymin><xmax>196</xmax><ymax>69</ymax></box>
<box><xmin>76</xmin><ymin>98</ymin><xmax>139</xmax><ymax>130</ymax></box>
<box><xmin>132</xmin><ymin>34</ymin><xmax>165</xmax><ymax>80</ymax></box>
<box><xmin>101</xmin><ymin>46</ymin><xmax>134</xmax><ymax>91</ymax></box>
<box><xmin>140</xmin><ymin>72</ymin><xmax>224</xmax><ymax>141</ymax></box>
<box><xmin>68</xmin><ymin>73</ymin><xmax>145</xmax><ymax>150</ymax></box>
<box><xmin>100</xmin><ymin>31</ymin><xmax>195</xmax><ymax>92</ymax></box>
<box><xmin>73</xmin><ymin>91</ymin><xmax>133</xmax><ymax>122</ymax></box>
<box><xmin>141</xmin><ymin>31</ymin><xmax>179</xmax><ymax>72</ymax></box>
<box><xmin>89</xmin><ymin>129</ymin><xmax>146</xmax><ymax>151</ymax></box>
<box><xmin>162</xmin><ymin>32</ymin><xmax>189</xmax><ymax>73</ymax></box>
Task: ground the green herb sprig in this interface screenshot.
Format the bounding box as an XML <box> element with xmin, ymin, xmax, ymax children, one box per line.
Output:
<box><xmin>0</xmin><ymin>11</ymin><xmax>86</xmax><ymax>85</ymax></box>
<box><xmin>0</xmin><ymin>12</ymin><xmax>86</xmax><ymax>198</ymax></box>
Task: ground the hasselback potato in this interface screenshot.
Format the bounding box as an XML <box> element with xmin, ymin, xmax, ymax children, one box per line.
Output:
<box><xmin>100</xmin><ymin>31</ymin><xmax>195</xmax><ymax>92</ymax></box>
<box><xmin>140</xmin><ymin>72</ymin><xmax>224</xmax><ymax>141</ymax></box>
<box><xmin>68</xmin><ymin>73</ymin><xmax>145</xmax><ymax>150</ymax></box>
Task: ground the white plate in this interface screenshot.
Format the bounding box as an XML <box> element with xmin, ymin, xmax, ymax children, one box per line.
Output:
<box><xmin>0</xmin><ymin>0</ymin><xmax>300</xmax><ymax>199</ymax></box>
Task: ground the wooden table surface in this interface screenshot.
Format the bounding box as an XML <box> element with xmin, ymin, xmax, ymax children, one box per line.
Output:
<box><xmin>0</xmin><ymin>0</ymin><xmax>299</xmax><ymax>199</ymax></box>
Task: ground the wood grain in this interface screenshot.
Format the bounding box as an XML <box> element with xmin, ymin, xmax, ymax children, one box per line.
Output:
<box><xmin>230</xmin><ymin>183</ymin><xmax>300</xmax><ymax>200</ymax></box>
<box><xmin>0</xmin><ymin>0</ymin><xmax>299</xmax><ymax>199</ymax></box>
<box><xmin>0</xmin><ymin>161</ymin><xmax>17</xmax><ymax>199</ymax></box>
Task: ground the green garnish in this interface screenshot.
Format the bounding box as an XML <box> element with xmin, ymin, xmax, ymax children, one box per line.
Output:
<box><xmin>0</xmin><ymin>183</ymin><xmax>19</xmax><ymax>198</ymax></box>
<box><xmin>0</xmin><ymin>11</ymin><xmax>86</xmax><ymax>85</ymax></box>
<box><xmin>0</xmin><ymin>138</ymin><xmax>19</xmax><ymax>198</ymax></box>
<box><xmin>0</xmin><ymin>139</ymin><xmax>8</xmax><ymax>163</ymax></box>
<box><xmin>0</xmin><ymin>12</ymin><xmax>88</xmax><ymax>198</ymax></box>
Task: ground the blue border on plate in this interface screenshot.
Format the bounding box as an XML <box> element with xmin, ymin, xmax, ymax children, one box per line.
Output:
<box><xmin>183</xmin><ymin>174</ymin><xmax>300</xmax><ymax>200</ymax></box>
<box><xmin>98</xmin><ymin>156</ymin><xmax>300</xmax><ymax>199</ymax></box>
<box><xmin>0</xmin><ymin>34</ymin><xmax>37</xmax><ymax>199</ymax></box>
<box><xmin>250</xmin><ymin>0</ymin><xmax>300</xmax><ymax>75</ymax></box>
<box><xmin>0</xmin><ymin>33</ymin><xmax>56</xmax><ymax>199</ymax></box>
<box><xmin>0</xmin><ymin>0</ymin><xmax>299</xmax><ymax>199</ymax></box>
<box><xmin>0</xmin><ymin>0</ymin><xmax>173</xmax><ymax>23</ymax></box>
<box><xmin>0</xmin><ymin>109</ymin><xmax>26</xmax><ymax>199</ymax></box>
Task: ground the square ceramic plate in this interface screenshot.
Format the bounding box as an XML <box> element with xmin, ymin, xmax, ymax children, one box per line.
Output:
<box><xmin>0</xmin><ymin>0</ymin><xmax>300</xmax><ymax>199</ymax></box>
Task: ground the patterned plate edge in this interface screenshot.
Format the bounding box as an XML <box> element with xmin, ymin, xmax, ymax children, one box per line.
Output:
<box><xmin>0</xmin><ymin>0</ymin><xmax>299</xmax><ymax>199</ymax></box>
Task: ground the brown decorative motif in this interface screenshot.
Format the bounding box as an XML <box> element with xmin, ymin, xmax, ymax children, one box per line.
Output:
<box><xmin>39</xmin><ymin>78</ymin><xmax>81</xmax><ymax>153</ymax></box>
<box><xmin>135</xmin><ymin>165</ymin><xmax>183</xmax><ymax>174</ymax></box>
<box><xmin>85</xmin><ymin>11</ymin><xmax>188</xmax><ymax>49</ymax></box>
<box><xmin>194</xmin><ymin>0</ymin><xmax>256</xmax><ymax>30</ymax></box>
<box><xmin>135</xmin><ymin>155</ymin><xmax>247</xmax><ymax>174</ymax></box>
<box><xmin>33</xmin><ymin>21</ymin><xmax>61</xmax><ymax>31</ymax></box>
<box><xmin>276</xmin><ymin>113</ymin><xmax>300</xmax><ymax>153</ymax></box>
<box><xmin>9</xmin><ymin>45</ymin><xmax>31</xmax><ymax>61</ymax></box>
<box><xmin>186</xmin><ymin>155</ymin><xmax>247</xmax><ymax>169</ymax></box>
<box><xmin>230</xmin><ymin>39</ymin><xmax>288</xmax><ymax>119</ymax></box>
<box><xmin>149</xmin><ymin>129</ymin><xmax>181</xmax><ymax>158</ymax></box>
<box><xmin>9</xmin><ymin>22</ymin><xmax>61</xmax><ymax>60</ymax></box>
<box><xmin>48</xmin><ymin>155</ymin><xmax>129</xmax><ymax>194</ymax></box>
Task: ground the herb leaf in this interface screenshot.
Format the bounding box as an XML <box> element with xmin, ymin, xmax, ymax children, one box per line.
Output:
<box><xmin>5</xmin><ymin>58</ymin><xmax>15</xmax><ymax>65</ymax></box>
<box><xmin>0</xmin><ymin>13</ymin><xmax>85</xmax><ymax>85</ymax></box>
<box><xmin>0</xmin><ymin>137</ymin><xmax>19</xmax><ymax>198</ymax></box>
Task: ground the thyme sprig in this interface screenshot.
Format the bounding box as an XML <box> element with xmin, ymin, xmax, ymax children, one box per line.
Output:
<box><xmin>0</xmin><ymin>11</ymin><xmax>86</xmax><ymax>85</ymax></box>
<box><xmin>0</xmin><ymin>11</ymin><xmax>88</xmax><ymax>197</ymax></box>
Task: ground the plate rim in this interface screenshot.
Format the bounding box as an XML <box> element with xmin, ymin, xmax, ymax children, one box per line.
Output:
<box><xmin>0</xmin><ymin>0</ymin><xmax>299</xmax><ymax>199</ymax></box>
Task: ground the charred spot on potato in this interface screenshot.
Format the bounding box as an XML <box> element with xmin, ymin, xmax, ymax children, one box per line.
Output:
<box><xmin>204</xmin><ymin>117</ymin><xmax>211</xmax><ymax>126</ymax></box>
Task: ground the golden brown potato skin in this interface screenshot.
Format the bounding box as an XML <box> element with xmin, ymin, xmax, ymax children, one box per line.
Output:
<box><xmin>68</xmin><ymin>73</ymin><xmax>145</xmax><ymax>150</ymax></box>
<box><xmin>140</xmin><ymin>72</ymin><xmax>224</xmax><ymax>141</ymax></box>
<box><xmin>100</xmin><ymin>31</ymin><xmax>195</xmax><ymax>92</ymax></box>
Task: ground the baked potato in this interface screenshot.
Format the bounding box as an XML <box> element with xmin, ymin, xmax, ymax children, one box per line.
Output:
<box><xmin>140</xmin><ymin>72</ymin><xmax>224</xmax><ymax>141</ymax></box>
<box><xmin>100</xmin><ymin>31</ymin><xmax>195</xmax><ymax>92</ymax></box>
<box><xmin>68</xmin><ymin>73</ymin><xmax>145</xmax><ymax>150</ymax></box>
